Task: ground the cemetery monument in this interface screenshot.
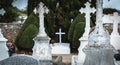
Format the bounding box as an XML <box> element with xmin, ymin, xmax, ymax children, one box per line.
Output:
<box><xmin>32</xmin><ymin>2</ymin><xmax>52</xmax><ymax>62</ymax></box>
<box><xmin>78</xmin><ymin>2</ymin><xmax>96</xmax><ymax>64</ymax></box>
<box><xmin>0</xmin><ymin>8</ymin><xmax>9</xmax><ymax>61</ymax></box>
<box><xmin>83</xmin><ymin>0</ymin><xmax>115</xmax><ymax>65</ymax></box>
<box><xmin>110</xmin><ymin>12</ymin><xmax>120</xmax><ymax>50</ymax></box>
<box><xmin>72</xmin><ymin>2</ymin><xmax>96</xmax><ymax>65</ymax></box>
<box><xmin>51</xmin><ymin>28</ymin><xmax>70</xmax><ymax>54</ymax></box>
<box><xmin>0</xmin><ymin>29</ymin><xmax>9</xmax><ymax>61</ymax></box>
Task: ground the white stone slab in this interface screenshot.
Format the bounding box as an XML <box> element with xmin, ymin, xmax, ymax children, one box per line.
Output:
<box><xmin>50</xmin><ymin>43</ymin><xmax>70</xmax><ymax>54</ymax></box>
<box><xmin>0</xmin><ymin>29</ymin><xmax>9</xmax><ymax>61</ymax></box>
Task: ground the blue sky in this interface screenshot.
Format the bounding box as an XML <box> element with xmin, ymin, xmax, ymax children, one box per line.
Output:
<box><xmin>12</xmin><ymin>0</ymin><xmax>28</xmax><ymax>10</ymax></box>
<box><xmin>12</xmin><ymin>0</ymin><xmax>120</xmax><ymax>10</ymax></box>
<box><xmin>103</xmin><ymin>0</ymin><xmax>120</xmax><ymax>10</ymax></box>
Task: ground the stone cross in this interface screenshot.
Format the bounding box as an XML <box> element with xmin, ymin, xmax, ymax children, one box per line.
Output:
<box><xmin>111</xmin><ymin>12</ymin><xmax>120</xmax><ymax>35</ymax></box>
<box><xmin>79</xmin><ymin>2</ymin><xmax>96</xmax><ymax>37</ymax></box>
<box><xmin>0</xmin><ymin>28</ymin><xmax>9</xmax><ymax>61</ymax></box>
<box><xmin>56</xmin><ymin>28</ymin><xmax>65</xmax><ymax>43</ymax></box>
<box><xmin>38</xmin><ymin>2</ymin><xmax>49</xmax><ymax>37</ymax></box>
<box><xmin>0</xmin><ymin>8</ymin><xmax>6</xmax><ymax>15</ymax></box>
<box><xmin>110</xmin><ymin>12</ymin><xmax>120</xmax><ymax>50</ymax></box>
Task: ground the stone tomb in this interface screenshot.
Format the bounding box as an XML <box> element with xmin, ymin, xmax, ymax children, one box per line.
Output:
<box><xmin>83</xmin><ymin>0</ymin><xmax>115</xmax><ymax>65</ymax></box>
<box><xmin>102</xmin><ymin>12</ymin><xmax>120</xmax><ymax>50</ymax></box>
<box><xmin>0</xmin><ymin>29</ymin><xmax>9</xmax><ymax>61</ymax></box>
<box><xmin>33</xmin><ymin>2</ymin><xmax>52</xmax><ymax>65</ymax></box>
<box><xmin>72</xmin><ymin>2</ymin><xmax>96</xmax><ymax>65</ymax></box>
<box><xmin>51</xmin><ymin>28</ymin><xmax>70</xmax><ymax>54</ymax></box>
<box><xmin>51</xmin><ymin>43</ymin><xmax>70</xmax><ymax>54</ymax></box>
<box><xmin>110</xmin><ymin>12</ymin><xmax>120</xmax><ymax>50</ymax></box>
<box><xmin>0</xmin><ymin>55</ymin><xmax>39</xmax><ymax>65</ymax></box>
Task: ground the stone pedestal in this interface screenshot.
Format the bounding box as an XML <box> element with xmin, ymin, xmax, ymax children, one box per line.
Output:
<box><xmin>33</xmin><ymin>36</ymin><xmax>52</xmax><ymax>61</ymax></box>
<box><xmin>77</xmin><ymin>37</ymin><xmax>88</xmax><ymax>64</ymax></box>
<box><xmin>83</xmin><ymin>47</ymin><xmax>115</xmax><ymax>65</ymax></box>
<box><xmin>32</xmin><ymin>2</ymin><xmax>52</xmax><ymax>61</ymax></box>
<box><xmin>50</xmin><ymin>43</ymin><xmax>70</xmax><ymax>54</ymax></box>
<box><xmin>0</xmin><ymin>29</ymin><xmax>9</xmax><ymax>61</ymax></box>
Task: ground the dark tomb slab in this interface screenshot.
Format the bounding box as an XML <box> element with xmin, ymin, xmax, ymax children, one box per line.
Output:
<box><xmin>114</xmin><ymin>53</ymin><xmax>120</xmax><ymax>61</ymax></box>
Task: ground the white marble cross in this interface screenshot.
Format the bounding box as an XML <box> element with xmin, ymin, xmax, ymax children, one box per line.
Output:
<box><xmin>37</xmin><ymin>2</ymin><xmax>49</xmax><ymax>37</ymax></box>
<box><xmin>79</xmin><ymin>2</ymin><xmax>96</xmax><ymax>37</ymax></box>
<box><xmin>111</xmin><ymin>12</ymin><xmax>120</xmax><ymax>35</ymax></box>
<box><xmin>56</xmin><ymin>28</ymin><xmax>65</xmax><ymax>43</ymax></box>
<box><xmin>110</xmin><ymin>12</ymin><xmax>120</xmax><ymax>50</ymax></box>
<box><xmin>0</xmin><ymin>8</ymin><xmax>6</xmax><ymax>15</ymax></box>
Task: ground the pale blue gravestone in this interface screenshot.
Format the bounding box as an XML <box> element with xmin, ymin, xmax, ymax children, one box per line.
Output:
<box><xmin>0</xmin><ymin>55</ymin><xmax>39</xmax><ymax>65</ymax></box>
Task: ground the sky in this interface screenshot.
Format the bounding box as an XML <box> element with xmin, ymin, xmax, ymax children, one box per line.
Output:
<box><xmin>12</xmin><ymin>0</ymin><xmax>28</xmax><ymax>10</ymax></box>
<box><xmin>12</xmin><ymin>0</ymin><xmax>120</xmax><ymax>10</ymax></box>
<box><xmin>103</xmin><ymin>0</ymin><xmax>120</xmax><ymax>10</ymax></box>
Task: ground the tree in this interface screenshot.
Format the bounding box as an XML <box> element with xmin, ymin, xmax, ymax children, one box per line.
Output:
<box><xmin>103</xmin><ymin>8</ymin><xmax>120</xmax><ymax>14</ymax></box>
<box><xmin>15</xmin><ymin>12</ymin><xmax>39</xmax><ymax>52</ymax></box>
<box><xmin>68</xmin><ymin>14</ymin><xmax>85</xmax><ymax>52</ymax></box>
<box><xmin>0</xmin><ymin>0</ymin><xmax>20</xmax><ymax>23</ymax></box>
<box><xmin>27</xmin><ymin>0</ymin><xmax>96</xmax><ymax>52</ymax></box>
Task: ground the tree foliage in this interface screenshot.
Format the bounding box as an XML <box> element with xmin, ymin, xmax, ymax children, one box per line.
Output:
<box><xmin>0</xmin><ymin>0</ymin><xmax>20</xmax><ymax>23</ymax></box>
<box><xmin>15</xmin><ymin>12</ymin><xmax>39</xmax><ymax>51</ymax></box>
<box><xmin>68</xmin><ymin>14</ymin><xmax>85</xmax><ymax>49</ymax></box>
<box><xmin>103</xmin><ymin>8</ymin><xmax>120</xmax><ymax>14</ymax></box>
<box><xmin>27</xmin><ymin>0</ymin><xmax>96</xmax><ymax>51</ymax></box>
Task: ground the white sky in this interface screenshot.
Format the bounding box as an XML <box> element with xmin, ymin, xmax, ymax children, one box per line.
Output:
<box><xmin>12</xmin><ymin>0</ymin><xmax>120</xmax><ymax>10</ymax></box>
<box><xmin>103</xmin><ymin>0</ymin><xmax>120</xmax><ymax>10</ymax></box>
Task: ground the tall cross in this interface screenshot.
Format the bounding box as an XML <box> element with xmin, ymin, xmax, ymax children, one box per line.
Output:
<box><xmin>111</xmin><ymin>12</ymin><xmax>120</xmax><ymax>35</ymax></box>
<box><xmin>0</xmin><ymin>8</ymin><xmax>6</xmax><ymax>16</ymax></box>
<box><xmin>38</xmin><ymin>2</ymin><xmax>49</xmax><ymax>37</ymax></box>
<box><xmin>79</xmin><ymin>2</ymin><xmax>96</xmax><ymax>37</ymax></box>
<box><xmin>56</xmin><ymin>28</ymin><xmax>65</xmax><ymax>43</ymax></box>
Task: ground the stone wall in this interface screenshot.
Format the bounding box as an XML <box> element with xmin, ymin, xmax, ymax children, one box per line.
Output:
<box><xmin>103</xmin><ymin>23</ymin><xmax>120</xmax><ymax>34</ymax></box>
<box><xmin>0</xmin><ymin>23</ymin><xmax>22</xmax><ymax>42</ymax></box>
<box><xmin>0</xmin><ymin>23</ymin><xmax>119</xmax><ymax>43</ymax></box>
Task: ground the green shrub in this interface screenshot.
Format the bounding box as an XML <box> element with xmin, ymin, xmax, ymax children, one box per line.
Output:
<box><xmin>15</xmin><ymin>12</ymin><xmax>39</xmax><ymax>51</ymax></box>
<box><xmin>44</xmin><ymin>10</ymin><xmax>55</xmax><ymax>38</ymax></box>
<box><xmin>68</xmin><ymin>13</ymin><xmax>85</xmax><ymax>50</ymax></box>
<box><xmin>72</xmin><ymin>22</ymin><xmax>85</xmax><ymax>48</ymax></box>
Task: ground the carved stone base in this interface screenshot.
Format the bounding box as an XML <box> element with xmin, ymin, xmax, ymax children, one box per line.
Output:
<box><xmin>83</xmin><ymin>47</ymin><xmax>115</xmax><ymax>65</ymax></box>
<box><xmin>33</xmin><ymin>36</ymin><xmax>52</xmax><ymax>60</ymax></box>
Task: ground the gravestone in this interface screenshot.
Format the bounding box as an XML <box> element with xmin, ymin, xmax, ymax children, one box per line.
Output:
<box><xmin>0</xmin><ymin>55</ymin><xmax>39</xmax><ymax>65</ymax></box>
<box><xmin>77</xmin><ymin>2</ymin><xmax>96</xmax><ymax>65</ymax></box>
<box><xmin>56</xmin><ymin>28</ymin><xmax>65</xmax><ymax>43</ymax></box>
<box><xmin>72</xmin><ymin>2</ymin><xmax>96</xmax><ymax>65</ymax></box>
<box><xmin>51</xmin><ymin>28</ymin><xmax>70</xmax><ymax>54</ymax></box>
<box><xmin>0</xmin><ymin>28</ymin><xmax>9</xmax><ymax>61</ymax></box>
<box><xmin>51</xmin><ymin>43</ymin><xmax>70</xmax><ymax>54</ymax></box>
<box><xmin>33</xmin><ymin>2</ymin><xmax>52</xmax><ymax>64</ymax></box>
<box><xmin>83</xmin><ymin>0</ymin><xmax>115</xmax><ymax>65</ymax></box>
<box><xmin>79</xmin><ymin>2</ymin><xmax>96</xmax><ymax>38</ymax></box>
<box><xmin>110</xmin><ymin>12</ymin><xmax>120</xmax><ymax>50</ymax></box>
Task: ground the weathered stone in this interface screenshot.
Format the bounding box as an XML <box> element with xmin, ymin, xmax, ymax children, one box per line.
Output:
<box><xmin>0</xmin><ymin>23</ymin><xmax>22</xmax><ymax>41</ymax></box>
<box><xmin>39</xmin><ymin>60</ymin><xmax>52</xmax><ymax>65</ymax></box>
<box><xmin>83</xmin><ymin>47</ymin><xmax>115</xmax><ymax>65</ymax></box>
<box><xmin>0</xmin><ymin>55</ymin><xmax>39</xmax><ymax>65</ymax></box>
